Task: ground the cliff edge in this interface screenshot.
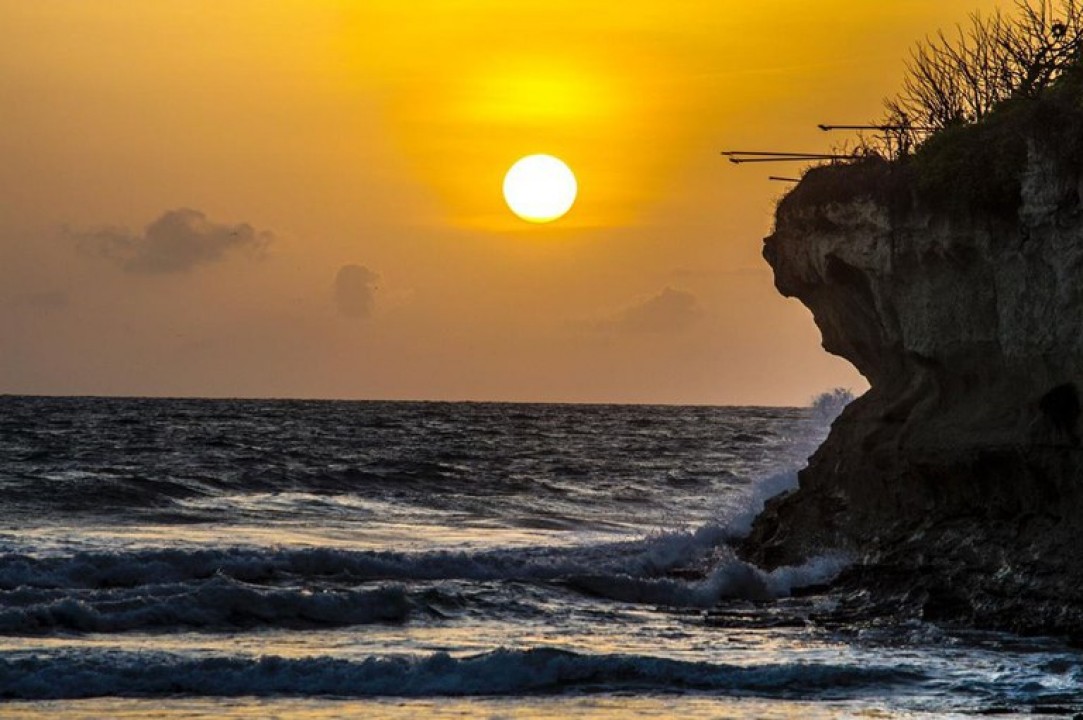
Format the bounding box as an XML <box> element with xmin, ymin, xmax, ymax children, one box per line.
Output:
<box><xmin>741</xmin><ymin>76</ymin><xmax>1083</xmax><ymax>636</ymax></box>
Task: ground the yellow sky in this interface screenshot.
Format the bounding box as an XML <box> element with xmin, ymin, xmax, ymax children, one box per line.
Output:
<box><xmin>0</xmin><ymin>1</ymin><xmax>1000</xmax><ymax>404</ymax></box>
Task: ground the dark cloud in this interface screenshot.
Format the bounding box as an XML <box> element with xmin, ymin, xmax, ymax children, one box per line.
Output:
<box><xmin>74</xmin><ymin>208</ymin><xmax>272</xmax><ymax>274</ymax></box>
<box><xmin>605</xmin><ymin>287</ymin><xmax>701</xmax><ymax>333</ymax></box>
<box><xmin>334</xmin><ymin>264</ymin><xmax>379</xmax><ymax>319</ymax></box>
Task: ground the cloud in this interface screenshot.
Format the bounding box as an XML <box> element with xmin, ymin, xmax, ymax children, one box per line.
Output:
<box><xmin>604</xmin><ymin>287</ymin><xmax>701</xmax><ymax>333</ymax></box>
<box><xmin>10</xmin><ymin>290</ymin><xmax>69</xmax><ymax>312</ymax></box>
<box><xmin>334</xmin><ymin>264</ymin><xmax>379</xmax><ymax>319</ymax></box>
<box><xmin>671</xmin><ymin>266</ymin><xmax>769</xmax><ymax>281</ymax></box>
<box><xmin>74</xmin><ymin>208</ymin><xmax>272</xmax><ymax>274</ymax></box>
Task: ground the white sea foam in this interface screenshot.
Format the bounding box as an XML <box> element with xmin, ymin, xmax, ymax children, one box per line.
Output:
<box><xmin>716</xmin><ymin>468</ymin><xmax>802</xmax><ymax>539</ymax></box>
<box><xmin>565</xmin><ymin>551</ymin><xmax>848</xmax><ymax>608</ymax></box>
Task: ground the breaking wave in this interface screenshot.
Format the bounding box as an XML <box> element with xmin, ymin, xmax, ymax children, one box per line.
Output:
<box><xmin>0</xmin><ymin>576</ymin><xmax>415</xmax><ymax>634</ymax></box>
<box><xmin>0</xmin><ymin>647</ymin><xmax>926</xmax><ymax>700</ymax></box>
<box><xmin>0</xmin><ymin>531</ymin><xmax>846</xmax><ymax>634</ymax></box>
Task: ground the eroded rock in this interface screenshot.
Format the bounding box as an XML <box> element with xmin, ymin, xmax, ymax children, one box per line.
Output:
<box><xmin>740</xmin><ymin>138</ymin><xmax>1083</xmax><ymax>636</ymax></box>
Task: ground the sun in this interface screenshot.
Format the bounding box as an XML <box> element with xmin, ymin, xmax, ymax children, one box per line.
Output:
<box><xmin>502</xmin><ymin>154</ymin><xmax>578</xmax><ymax>223</ymax></box>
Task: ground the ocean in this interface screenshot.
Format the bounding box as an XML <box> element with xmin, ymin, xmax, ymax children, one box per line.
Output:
<box><xmin>0</xmin><ymin>395</ymin><xmax>1080</xmax><ymax>718</ymax></box>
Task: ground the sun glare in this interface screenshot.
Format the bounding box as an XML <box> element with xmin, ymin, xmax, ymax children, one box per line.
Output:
<box><xmin>502</xmin><ymin>154</ymin><xmax>578</xmax><ymax>223</ymax></box>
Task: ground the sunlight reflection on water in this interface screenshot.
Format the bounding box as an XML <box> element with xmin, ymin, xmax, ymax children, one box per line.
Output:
<box><xmin>5</xmin><ymin>696</ymin><xmax>957</xmax><ymax>720</ymax></box>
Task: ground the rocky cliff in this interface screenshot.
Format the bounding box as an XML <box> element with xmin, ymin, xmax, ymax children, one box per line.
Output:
<box><xmin>741</xmin><ymin>108</ymin><xmax>1083</xmax><ymax>636</ymax></box>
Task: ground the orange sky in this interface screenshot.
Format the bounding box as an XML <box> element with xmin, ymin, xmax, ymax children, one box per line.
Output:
<box><xmin>0</xmin><ymin>1</ymin><xmax>1001</xmax><ymax>404</ymax></box>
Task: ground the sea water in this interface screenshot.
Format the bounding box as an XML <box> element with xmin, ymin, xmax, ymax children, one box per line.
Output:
<box><xmin>0</xmin><ymin>396</ymin><xmax>1080</xmax><ymax>718</ymax></box>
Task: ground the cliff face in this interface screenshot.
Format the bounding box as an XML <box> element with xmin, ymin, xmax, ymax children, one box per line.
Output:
<box><xmin>742</xmin><ymin>145</ymin><xmax>1083</xmax><ymax>635</ymax></box>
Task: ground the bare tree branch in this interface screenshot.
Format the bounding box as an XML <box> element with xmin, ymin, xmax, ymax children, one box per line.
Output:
<box><xmin>883</xmin><ymin>0</ymin><xmax>1083</xmax><ymax>155</ymax></box>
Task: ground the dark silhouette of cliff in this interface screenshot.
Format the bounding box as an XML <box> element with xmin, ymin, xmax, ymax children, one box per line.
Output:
<box><xmin>741</xmin><ymin>67</ymin><xmax>1083</xmax><ymax>636</ymax></box>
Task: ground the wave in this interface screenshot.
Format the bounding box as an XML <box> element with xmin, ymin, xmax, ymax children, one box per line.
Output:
<box><xmin>0</xmin><ymin>523</ymin><xmax>742</xmax><ymax>591</ymax></box>
<box><xmin>0</xmin><ymin>548</ymin><xmax>647</xmax><ymax>594</ymax></box>
<box><xmin>0</xmin><ymin>543</ymin><xmax>845</xmax><ymax>634</ymax></box>
<box><xmin>0</xmin><ymin>647</ymin><xmax>926</xmax><ymax>700</ymax></box>
<box><xmin>0</xmin><ymin>575</ymin><xmax>418</xmax><ymax>634</ymax></box>
<box><xmin>0</xmin><ymin>511</ymin><xmax>836</xmax><ymax>597</ymax></box>
<box><xmin>565</xmin><ymin>553</ymin><xmax>848</xmax><ymax>608</ymax></box>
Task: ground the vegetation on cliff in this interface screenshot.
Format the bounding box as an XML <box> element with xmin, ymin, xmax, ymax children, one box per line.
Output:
<box><xmin>887</xmin><ymin>0</ymin><xmax>1083</xmax><ymax>134</ymax></box>
<box><xmin>785</xmin><ymin>0</ymin><xmax>1083</xmax><ymax>220</ymax></box>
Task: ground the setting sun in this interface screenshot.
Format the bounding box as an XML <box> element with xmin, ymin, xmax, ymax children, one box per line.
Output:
<box><xmin>502</xmin><ymin>154</ymin><xmax>578</xmax><ymax>223</ymax></box>
<box><xmin>7</xmin><ymin>2</ymin><xmax>1073</xmax><ymax>718</ymax></box>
